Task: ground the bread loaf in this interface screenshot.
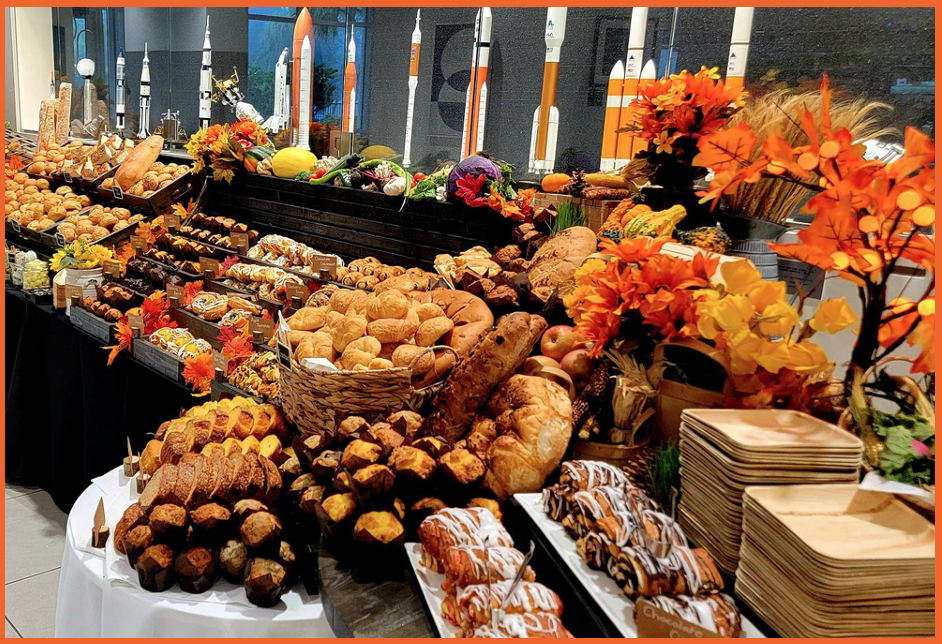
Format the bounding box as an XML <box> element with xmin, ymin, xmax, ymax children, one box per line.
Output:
<box><xmin>37</xmin><ymin>99</ymin><xmax>57</xmax><ymax>147</ymax></box>
<box><xmin>421</xmin><ymin>312</ymin><xmax>547</xmax><ymax>444</ymax></box>
<box><xmin>55</xmin><ymin>84</ymin><xmax>72</xmax><ymax>144</ymax></box>
<box><xmin>526</xmin><ymin>226</ymin><xmax>597</xmax><ymax>303</ymax></box>
<box><xmin>114</xmin><ymin>135</ymin><xmax>164</xmax><ymax>190</ymax></box>
<box><xmin>482</xmin><ymin>375</ymin><xmax>573</xmax><ymax>499</ymax></box>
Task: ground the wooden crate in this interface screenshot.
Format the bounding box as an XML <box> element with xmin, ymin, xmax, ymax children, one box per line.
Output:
<box><xmin>532</xmin><ymin>192</ymin><xmax>624</xmax><ymax>232</ymax></box>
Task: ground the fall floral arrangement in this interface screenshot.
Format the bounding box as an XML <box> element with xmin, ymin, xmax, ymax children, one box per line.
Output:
<box><xmin>4</xmin><ymin>140</ymin><xmax>26</xmax><ymax>177</ymax></box>
<box><xmin>448</xmin><ymin>154</ymin><xmax>538</xmax><ymax>223</ymax></box>
<box><xmin>621</xmin><ymin>66</ymin><xmax>746</xmax><ymax>190</ymax></box>
<box><xmin>50</xmin><ymin>241</ymin><xmax>113</xmax><ymax>272</ymax></box>
<box><xmin>105</xmin><ymin>291</ymin><xmax>177</xmax><ymax>365</ymax></box>
<box><xmin>186</xmin><ymin>119</ymin><xmax>275</xmax><ymax>183</ymax></box>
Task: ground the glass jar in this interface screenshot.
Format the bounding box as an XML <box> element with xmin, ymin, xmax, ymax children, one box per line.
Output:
<box><xmin>12</xmin><ymin>264</ymin><xmax>24</xmax><ymax>287</ymax></box>
<box><xmin>22</xmin><ymin>259</ymin><xmax>51</xmax><ymax>291</ymax></box>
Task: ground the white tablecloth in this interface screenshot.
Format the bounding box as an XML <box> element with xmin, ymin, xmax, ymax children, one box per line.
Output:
<box><xmin>55</xmin><ymin>466</ymin><xmax>334</xmax><ymax>638</ymax></box>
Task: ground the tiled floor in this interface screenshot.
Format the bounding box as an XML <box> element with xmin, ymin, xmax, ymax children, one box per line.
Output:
<box><xmin>5</xmin><ymin>481</ymin><xmax>67</xmax><ymax>638</ymax></box>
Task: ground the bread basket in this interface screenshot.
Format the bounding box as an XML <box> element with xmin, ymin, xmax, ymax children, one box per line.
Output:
<box><xmin>278</xmin><ymin>345</ymin><xmax>458</xmax><ymax>438</ymax></box>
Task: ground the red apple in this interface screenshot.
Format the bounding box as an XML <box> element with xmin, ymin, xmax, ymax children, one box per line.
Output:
<box><xmin>560</xmin><ymin>349</ymin><xmax>595</xmax><ymax>391</ymax></box>
<box><xmin>520</xmin><ymin>355</ymin><xmax>561</xmax><ymax>377</ymax></box>
<box><xmin>541</xmin><ymin>325</ymin><xmax>587</xmax><ymax>361</ymax></box>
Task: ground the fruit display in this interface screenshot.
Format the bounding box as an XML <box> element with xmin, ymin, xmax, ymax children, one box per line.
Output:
<box><xmin>56</xmin><ymin>205</ymin><xmax>145</xmax><ymax>243</ymax></box>
<box><xmin>25</xmin><ymin>140</ymin><xmax>84</xmax><ymax>176</ymax></box>
<box><xmin>5</xmin><ymin>178</ymin><xmax>91</xmax><ymax>231</ymax></box>
<box><xmin>22</xmin><ymin>259</ymin><xmax>50</xmax><ymax>290</ymax></box>
<box><xmin>222</xmin><ymin>263</ymin><xmax>306</xmax><ymax>303</ymax></box>
<box><xmin>246</xmin><ymin>234</ymin><xmax>341</xmax><ymax>275</ymax></box>
<box><xmin>676</xmin><ymin>225</ymin><xmax>732</xmax><ymax>254</ymax></box>
<box><xmin>103</xmin><ymin>160</ymin><xmax>190</xmax><ymax>198</ymax></box>
<box><xmin>540</xmin><ymin>169</ymin><xmax>633</xmax><ymax>201</ymax></box>
<box><xmin>228</xmin><ymin>352</ymin><xmax>281</xmax><ymax>401</ymax></box>
<box><xmin>178</xmin><ymin>213</ymin><xmax>261</xmax><ymax>251</ymax></box>
<box><xmin>286</xmin><ymin>288</ymin><xmax>491</xmax><ymax>384</ymax></box>
<box><xmin>61</xmin><ymin>134</ymin><xmax>136</xmax><ymax>180</ymax></box>
<box><xmin>148</xmin><ymin>327</ymin><xmax>213</xmax><ymax>361</ymax></box>
<box><xmin>335</xmin><ymin>257</ymin><xmax>439</xmax><ymax>293</ymax></box>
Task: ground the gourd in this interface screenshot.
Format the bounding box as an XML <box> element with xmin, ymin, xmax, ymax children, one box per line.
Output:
<box><xmin>541</xmin><ymin>173</ymin><xmax>571</xmax><ymax>193</ymax></box>
<box><xmin>623</xmin><ymin>205</ymin><xmax>687</xmax><ymax>239</ymax></box>
<box><xmin>243</xmin><ymin>146</ymin><xmax>275</xmax><ymax>173</ymax></box>
<box><xmin>584</xmin><ymin>173</ymin><xmax>629</xmax><ymax>189</ymax></box>
<box><xmin>272</xmin><ymin>148</ymin><xmax>317</xmax><ymax>179</ymax></box>
<box><xmin>114</xmin><ymin>135</ymin><xmax>164</xmax><ymax>190</ymax></box>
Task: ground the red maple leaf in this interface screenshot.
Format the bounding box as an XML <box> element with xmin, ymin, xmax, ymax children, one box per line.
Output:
<box><xmin>455</xmin><ymin>173</ymin><xmax>489</xmax><ymax>207</ymax></box>
<box><xmin>220</xmin><ymin>255</ymin><xmax>240</xmax><ymax>272</ymax></box>
<box><xmin>182</xmin><ymin>353</ymin><xmax>215</xmax><ymax>396</ymax></box>
<box><xmin>183</xmin><ymin>280</ymin><xmax>205</xmax><ymax>307</ymax></box>
<box><xmin>220</xmin><ymin>333</ymin><xmax>254</xmax><ymax>374</ymax></box>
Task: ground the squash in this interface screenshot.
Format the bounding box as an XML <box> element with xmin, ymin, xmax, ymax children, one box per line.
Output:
<box><xmin>114</xmin><ymin>135</ymin><xmax>164</xmax><ymax>190</ymax></box>
<box><xmin>541</xmin><ymin>173</ymin><xmax>571</xmax><ymax>193</ymax></box>
<box><xmin>244</xmin><ymin>146</ymin><xmax>275</xmax><ymax>173</ymax></box>
<box><xmin>359</xmin><ymin>145</ymin><xmax>397</xmax><ymax>161</ymax></box>
<box><xmin>623</xmin><ymin>205</ymin><xmax>687</xmax><ymax>239</ymax></box>
<box><xmin>584</xmin><ymin>173</ymin><xmax>629</xmax><ymax>189</ymax></box>
<box><xmin>272</xmin><ymin>147</ymin><xmax>317</xmax><ymax>179</ymax></box>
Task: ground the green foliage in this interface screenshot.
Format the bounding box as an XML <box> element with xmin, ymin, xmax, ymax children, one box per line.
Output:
<box><xmin>872</xmin><ymin>411</ymin><xmax>935</xmax><ymax>486</ymax></box>
<box><xmin>552</xmin><ymin>201</ymin><xmax>586</xmax><ymax>235</ymax></box>
<box><xmin>648</xmin><ymin>441</ymin><xmax>681</xmax><ymax>510</ymax></box>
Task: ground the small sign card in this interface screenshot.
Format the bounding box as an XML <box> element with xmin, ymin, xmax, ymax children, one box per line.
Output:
<box><xmin>55</xmin><ymin>231</ymin><xmax>68</xmax><ymax>247</ymax></box>
<box><xmin>285</xmin><ymin>281</ymin><xmax>308</xmax><ymax>306</ymax></box>
<box><xmin>635</xmin><ymin>599</ymin><xmax>720</xmax><ymax>639</ymax></box>
<box><xmin>213</xmin><ymin>351</ymin><xmax>228</xmax><ymax>379</ymax></box>
<box><xmin>128</xmin><ymin>313</ymin><xmax>145</xmax><ymax>337</ymax></box>
<box><xmin>10</xmin><ymin>219</ymin><xmax>21</xmax><ymax>234</ymax></box>
<box><xmin>91</xmin><ymin>498</ymin><xmax>109</xmax><ymax>548</ymax></box>
<box><xmin>199</xmin><ymin>256</ymin><xmax>221</xmax><ymax>278</ymax></box>
<box><xmin>250</xmin><ymin>316</ymin><xmax>274</xmax><ymax>343</ymax></box>
<box><xmin>167</xmin><ymin>283</ymin><xmax>184</xmax><ymax>305</ymax></box>
<box><xmin>230</xmin><ymin>232</ymin><xmax>250</xmax><ymax>254</ymax></box>
<box><xmin>104</xmin><ymin>259</ymin><xmax>123</xmax><ymax>279</ymax></box>
<box><xmin>130</xmin><ymin>235</ymin><xmax>147</xmax><ymax>255</ymax></box>
<box><xmin>65</xmin><ymin>284</ymin><xmax>84</xmax><ymax>305</ymax></box>
<box><xmin>112</xmin><ymin>183</ymin><xmax>124</xmax><ymax>200</ymax></box>
<box><xmin>164</xmin><ymin>213</ymin><xmax>181</xmax><ymax>231</ymax></box>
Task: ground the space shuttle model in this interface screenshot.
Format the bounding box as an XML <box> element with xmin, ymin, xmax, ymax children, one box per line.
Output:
<box><xmin>137</xmin><ymin>43</ymin><xmax>151</xmax><ymax>138</ymax></box>
<box><xmin>460</xmin><ymin>8</ymin><xmax>492</xmax><ymax>158</ymax></box>
<box><xmin>199</xmin><ymin>17</ymin><xmax>213</xmax><ymax>130</ymax></box>
<box><xmin>262</xmin><ymin>48</ymin><xmax>290</xmax><ymax>133</ymax></box>
<box><xmin>341</xmin><ymin>34</ymin><xmax>357</xmax><ymax>133</ymax></box>
<box><xmin>291</xmin><ymin>8</ymin><xmax>315</xmax><ymax>146</ymax></box>
<box><xmin>528</xmin><ymin>7</ymin><xmax>567</xmax><ymax>174</ymax></box>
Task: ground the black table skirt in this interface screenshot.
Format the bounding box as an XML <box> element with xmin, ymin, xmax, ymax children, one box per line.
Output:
<box><xmin>6</xmin><ymin>288</ymin><xmax>196</xmax><ymax>512</ymax></box>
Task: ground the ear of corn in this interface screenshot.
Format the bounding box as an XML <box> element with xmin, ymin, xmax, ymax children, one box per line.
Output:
<box><xmin>584</xmin><ymin>173</ymin><xmax>629</xmax><ymax>189</ymax></box>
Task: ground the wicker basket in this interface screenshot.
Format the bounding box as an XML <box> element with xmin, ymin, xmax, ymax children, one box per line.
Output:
<box><xmin>279</xmin><ymin>345</ymin><xmax>457</xmax><ymax>438</ymax></box>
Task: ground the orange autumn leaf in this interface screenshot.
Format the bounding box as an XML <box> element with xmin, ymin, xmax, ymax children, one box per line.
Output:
<box><xmin>114</xmin><ymin>242</ymin><xmax>136</xmax><ymax>266</ymax></box>
<box><xmin>182</xmin><ymin>353</ymin><xmax>215</xmax><ymax>396</ymax></box>
<box><xmin>692</xmin><ymin>123</ymin><xmax>757</xmax><ymax>173</ymax></box>
<box><xmin>104</xmin><ymin>319</ymin><xmax>133</xmax><ymax>365</ymax></box>
<box><xmin>221</xmin><ymin>333</ymin><xmax>254</xmax><ymax>374</ymax></box>
<box><xmin>886</xmin><ymin>127</ymin><xmax>935</xmax><ymax>181</ymax></box>
<box><xmin>183</xmin><ymin>280</ymin><xmax>205</xmax><ymax>307</ymax></box>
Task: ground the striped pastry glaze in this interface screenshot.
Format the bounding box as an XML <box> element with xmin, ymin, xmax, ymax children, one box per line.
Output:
<box><xmin>648</xmin><ymin>593</ymin><xmax>742</xmax><ymax>638</ymax></box>
<box><xmin>616</xmin><ymin>544</ymin><xmax>723</xmax><ymax>598</ymax></box>
<box><xmin>419</xmin><ymin>508</ymin><xmax>513</xmax><ymax>569</ymax></box>
<box><xmin>457</xmin><ymin>580</ymin><xmax>563</xmax><ymax>627</ymax></box>
<box><xmin>442</xmin><ymin>545</ymin><xmax>532</xmax><ymax>589</ymax></box>
<box><xmin>471</xmin><ymin>612</ymin><xmax>573</xmax><ymax>638</ymax></box>
<box><xmin>558</xmin><ymin>460</ymin><xmax>629</xmax><ymax>493</ymax></box>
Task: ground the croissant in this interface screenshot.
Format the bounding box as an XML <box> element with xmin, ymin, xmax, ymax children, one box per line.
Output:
<box><xmin>447</xmin><ymin>581</ymin><xmax>564</xmax><ymax>635</ymax></box>
<box><xmin>440</xmin><ymin>545</ymin><xmax>533</xmax><ymax>594</ymax></box>
<box><xmin>645</xmin><ymin>593</ymin><xmax>743</xmax><ymax>638</ymax></box>
<box><xmin>417</xmin><ymin>508</ymin><xmax>512</xmax><ymax>572</ymax></box>
<box><xmin>614</xmin><ymin>545</ymin><xmax>723</xmax><ymax>599</ymax></box>
<box><xmin>471</xmin><ymin>613</ymin><xmax>572</xmax><ymax>638</ymax></box>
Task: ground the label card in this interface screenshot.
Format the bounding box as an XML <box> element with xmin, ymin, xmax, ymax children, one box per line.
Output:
<box><xmin>112</xmin><ymin>184</ymin><xmax>124</xmax><ymax>200</ymax></box>
<box><xmin>250</xmin><ymin>316</ymin><xmax>274</xmax><ymax>343</ymax></box>
<box><xmin>54</xmin><ymin>231</ymin><xmax>68</xmax><ymax>247</ymax></box>
<box><xmin>312</xmin><ymin>255</ymin><xmax>339</xmax><ymax>277</ymax></box>
<box><xmin>104</xmin><ymin>259</ymin><xmax>123</xmax><ymax>279</ymax></box>
<box><xmin>199</xmin><ymin>256</ymin><xmax>221</xmax><ymax>278</ymax></box>
<box><xmin>167</xmin><ymin>284</ymin><xmax>184</xmax><ymax>305</ymax></box>
<box><xmin>635</xmin><ymin>599</ymin><xmax>720</xmax><ymax>639</ymax></box>
<box><xmin>285</xmin><ymin>281</ymin><xmax>308</xmax><ymax>305</ymax></box>
<box><xmin>10</xmin><ymin>219</ymin><xmax>21</xmax><ymax>234</ymax></box>
<box><xmin>64</xmin><ymin>172</ymin><xmax>73</xmax><ymax>184</ymax></box>
<box><xmin>130</xmin><ymin>235</ymin><xmax>147</xmax><ymax>255</ymax></box>
<box><xmin>165</xmin><ymin>213</ymin><xmax>181</xmax><ymax>231</ymax></box>
<box><xmin>65</xmin><ymin>284</ymin><xmax>84</xmax><ymax>304</ymax></box>
<box><xmin>128</xmin><ymin>313</ymin><xmax>144</xmax><ymax>337</ymax></box>
<box><xmin>213</xmin><ymin>351</ymin><xmax>228</xmax><ymax>378</ymax></box>
<box><xmin>230</xmin><ymin>232</ymin><xmax>250</xmax><ymax>254</ymax></box>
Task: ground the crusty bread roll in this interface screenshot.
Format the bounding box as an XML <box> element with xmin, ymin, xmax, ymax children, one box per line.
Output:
<box><xmin>526</xmin><ymin>226</ymin><xmax>597</xmax><ymax>303</ymax></box>
<box><xmin>482</xmin><ymin>375</ymin><xmax>573</xmax><ymax>499</ymax></box>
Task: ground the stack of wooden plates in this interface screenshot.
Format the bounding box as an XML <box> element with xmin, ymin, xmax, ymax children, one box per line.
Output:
<box><xmin>677</xmin><ymin>409</ymin><xmax>862</xmax><ymax>573</ymax></box>
<box><xmin>738</xmin><ymin>484</ymin><xmax>935</xmax><ymax>637</ymax></box>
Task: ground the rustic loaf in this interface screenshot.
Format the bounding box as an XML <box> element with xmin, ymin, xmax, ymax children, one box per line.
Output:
<box><xmin>526</xmin><ymin>226</ymin><xmax>597</xmax><ymax>303</ymax></box>
<box><xmin>114</xmin><ymin>134</ymin><xmax>164</xmax><ymax>190</ymax></box>
<box><xmin>421</xmin><ymin>312</ymin><xmax>547</xmax><ymax>444</ymax></box>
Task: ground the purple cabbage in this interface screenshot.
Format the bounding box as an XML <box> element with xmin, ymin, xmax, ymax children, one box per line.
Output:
<box><xmin>447</xmin><ymin>155</ymin><xmax>502</xmax><ymax>201</ymax></box>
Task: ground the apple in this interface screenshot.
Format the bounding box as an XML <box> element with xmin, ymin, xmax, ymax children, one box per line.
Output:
<box><xmin>520</xmin><ymin>355</ymin><xmax>561</xmax><ymax>377</ymax></box>
<box><xmin>560</xmin><ymin>349</ymin><xmax>595</xmax><ymax>391</ymax></box>
<box><xmin>541</xmin><ymin>325</ymin><xmax>588</xmax><ymax>361</ymax></box>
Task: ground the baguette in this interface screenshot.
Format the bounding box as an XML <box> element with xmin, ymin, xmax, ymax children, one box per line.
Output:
<box><xmin>114</xmin><ymin>135</ymin><xmax>164</xmax><ymax>190</ymax></box>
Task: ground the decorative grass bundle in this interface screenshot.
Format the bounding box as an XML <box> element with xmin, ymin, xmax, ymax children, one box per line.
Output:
<box><xmin>723</xmin><ymin>90</ymin><xmax>895</xmax><ymax>224</ymax></box>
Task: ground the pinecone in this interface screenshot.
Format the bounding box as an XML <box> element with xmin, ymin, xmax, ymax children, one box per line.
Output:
<box><xmin>562</xmin><ymin>170</ymin><xmax>588</xmax><ymax>198</ymax></box>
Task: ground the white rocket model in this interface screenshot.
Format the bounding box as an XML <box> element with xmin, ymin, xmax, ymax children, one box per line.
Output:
<box><xmin>460</xmin><ymin>8</ymin><xmax>492</xmax><ymax>158</ymax></box>
<box><xmin>262</xmin><ymin>48</ymin><xmax>290</xmax><ymax>133</ymax></box>
<box><xmin>137</xmin><ymin>43</ymin><xmax>151</xmax><ymax>138</ymax></box>
<box><xmin>402</xmin><ymin>10</ymin><xmax>422</xmax><ymax>168</ymax></box>
<box><xmin>115</xmin><ymin>49</ymin><xmax>126</xmax><ymax>133</ymax></box>
<box><xmin>297</xmin><ymin>36</ymin><xmax>312</xmax><ymax>151</ymax></box>
<box><xmin>341</xmin><ymin>34</ymin><xmax>357</xmax><ymax>133</ymax></box>
<box><xmin>725</xmin><ymin>7</ymin><xmax>754</xmax><ymax>92</ymax></box>
<box><xmin>199</xmin><ymin>16</ymin><xmax>213</xmax><ymax>130</ymax></box>
<box><xmin>77</xmin><ymin>58</ymin><xmax>96</xmax><ymax>126</ymax></box>
<box><xmin>528</xmin><ymin>7</ymin><xmax>567</xmax><ymax>174</ymax></box>
<box><xmin>601</xmin><ymin>7</ymin><xmax>649</xmax><ymax>170</ymax></box>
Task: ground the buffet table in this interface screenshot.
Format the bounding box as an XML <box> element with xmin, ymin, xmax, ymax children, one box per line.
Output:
<box><xmin>55</xmin><ymin>466</ymin><xmax>334</xmax><ymax>638</ymax></box>
<box><xmin>5</xmin><ymin>287</ymin><xmax>196</xmax><ymax>512</ymax></box>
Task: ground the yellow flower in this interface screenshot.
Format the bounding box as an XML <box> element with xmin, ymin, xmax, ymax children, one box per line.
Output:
<box><xmin>654</xmin><ymin>132</ymin><xmax>674</xmax><ymax>155</ymax></box>
<box><xmin>697</xmin><ymin>294</ymin><xmax>755</xmax><ymax>338</ymax></box>
<box><xmin>758</xmin><ymin>302</ymin><xmax>800</xmax><ymax>337</ymax></box>
<box><xmin>753</xmin><ymin>339</ymin><xmax>794</xmax><ymax>373</ymax></box>
<box><xmin>721</xmin><ymin>260</ymin><xmax>763</xmax><ymax>295</ymax></box>
<box><xmin>785</xmin><ymin>340</ymin><xmax>830</xmax><ymax>373</ymax></box>
<box><xmin>728</xmin><ymin>332</ymin><xmax>763</xmax><ymax>375</ymax></box>
<box><xmin>698</xmin><ymin>66</ymin><xmax>722</xmax><ymax>81</ymax></box>
<box><xmin>809</xmin><ymin>298</ymin><xmax>859</xmax><ymax>334</ymax></box>
<box><xmin>574</xmin><ymin>258</ymin><xmax>608</xmax><ymax>283</ymax></box>
<box><xmin>747</xmin><ymin>280</ymin><xmax>786</xmax><ymax>311</ymax></box>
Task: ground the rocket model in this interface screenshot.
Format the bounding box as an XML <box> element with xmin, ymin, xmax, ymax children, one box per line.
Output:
<box><xmin>725</xmin><ymin>7</ymin><xmax>755</xmax><ymax>92</ymax></box>
<box><xmin>115</xmin><ymin>50</ymin><xmax>126</xmax><ymax>133</ymax></box>
<box><xmin>199</xmin><ymin>16</ymin><xmax>213</xmax><ymax>130</ymax></box>
<box><xmin>291</xmin><ymin>8</ymin><xmax>314</xmax><ymax>146</ymax></box>
<box><xmin>297</xmin><ymin>36</ymin><xmax>313</xmax><ymax>151</ymax></box>
<box><xmin>402</xmin><ymin>10</ymin><xmax>422</xmax><ymax>168</ymax></box>
<box><xmin>528</xmin><ymin>7</ymin><xmax>567</xmax><ymax>174</ymax></box>
<box><xmin>460</xmin><ymin>8</ymin><xmax>492</xmax><ymax>158</ymax></box>
<box><xmin>600</xmin><ymin>7</ymin><xmax>649</xmax><ymax>170</ymax></box>
<box><xmin>137</xmin><ymin>43</ymin><xmax>151</xmax><ymax>139</ymax></box>
<box><xmin>77</xmin><ymin>58</ymin><xmax>96</xmax><ymax>126</ymax></box>
<box><xmin>262</xmin><ymin>48</ymin><xmax>290</xmax><ymax>133</ymax></box>
<box><xmin>341</xmin><ymin>34</ymin><xmax>357</xmax><ymax>133</ymax></box>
